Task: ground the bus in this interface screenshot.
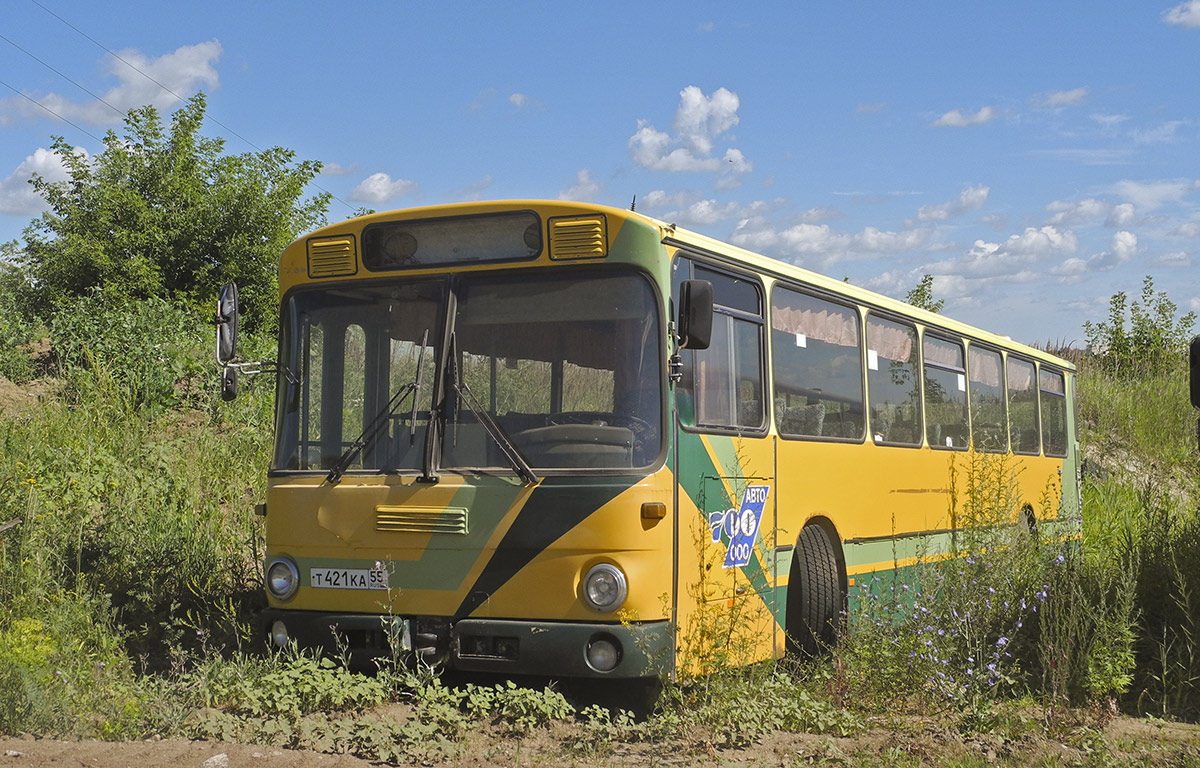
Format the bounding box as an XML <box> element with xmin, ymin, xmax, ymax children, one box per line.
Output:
<box><xmin>215</xmin><ymin>199</ymin><xmax>1080</xmax><ymax>679</ymax></box>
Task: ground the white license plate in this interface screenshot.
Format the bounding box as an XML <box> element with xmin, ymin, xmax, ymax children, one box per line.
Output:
<box><xmin>309</xmin><ymin>567</ymin><xmax>388</xmax><ymax>590</ymax></box>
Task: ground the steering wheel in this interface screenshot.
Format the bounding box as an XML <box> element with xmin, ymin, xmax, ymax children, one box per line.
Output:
<box><xmin>547</xmin><ymin>411</ymin><xmax>651</xmax><ymax>435</ymax></box>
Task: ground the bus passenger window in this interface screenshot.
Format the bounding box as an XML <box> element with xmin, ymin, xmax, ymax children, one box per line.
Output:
<box><xmin>674</xmin><ymin>258</ymin><xmax>765</xmax><ymax>431</ymax></box>
<box><xmin>968</xmin><ymin>346</ymin><xmax>1008</xmax><ymax>452</ymax></box>
<box><xmin>1007</xmin><ymin>357</ymin><xmax>1040</xmax><ymax>454</ymax></box>
<box><xmin>771</xmin><ymin>287</ymin><xmax>864</xmax><ymax>440</ymax></box>
<box><xmin>923</xmin><ymin>335</ymin><xmax>968</xmax><ymax>450</ymax></box>
<box><xmin>1040</xmin><ymin>369</ymin><xmax>1068</xmax><ymax>457</ymax></box>
<box><xmin>866</xmin><ymin>316</ymin><xmax>921</xmax><ymax>446</ymax></box>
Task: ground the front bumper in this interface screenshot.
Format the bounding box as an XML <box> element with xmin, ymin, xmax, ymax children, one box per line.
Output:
<box><xmin>260</xmin><ymin>609</ymin><xmax>673</xmax><ymax>679</ymax></box>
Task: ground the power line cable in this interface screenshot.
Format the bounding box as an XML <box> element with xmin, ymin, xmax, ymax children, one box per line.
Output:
<box><xmin>0</xmin><ymin>31</ymin><xmax>126</xmax><ymax>122</ymax></box>
<box><xmin>26</xmin><ymin>0</ymin><xmax>357</xmax><ymax>214</ymax></box>
<box><xmin>0</xmin><ymin>76</ymin><xmax>102</xmax><ymax>142</ymax></box>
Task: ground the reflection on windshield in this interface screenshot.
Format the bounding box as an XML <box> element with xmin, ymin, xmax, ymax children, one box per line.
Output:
<box><xmin>273</xmin><ymin>271</ymin><xmax>662</xmax><ymax>474</ymax></box>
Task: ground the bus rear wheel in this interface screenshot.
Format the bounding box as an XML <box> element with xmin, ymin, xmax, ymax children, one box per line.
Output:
<box><xmin>785</xmin><ymin>523</ymin><xmax>843</xmax><ymax>657</ymax></box>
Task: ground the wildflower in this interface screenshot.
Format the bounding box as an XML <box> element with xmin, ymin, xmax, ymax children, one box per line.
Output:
<box><xmin>996</xmin><ymin>636</ymin><xmax>1009</xmax><ymax>647</ymax></box>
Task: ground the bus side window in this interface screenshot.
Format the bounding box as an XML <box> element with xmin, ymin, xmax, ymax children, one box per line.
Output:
<box><xmin>1040</xmin><ymin>368</ymin><xmax>1068</xmax><ymax>457</ymax></box>
<box><xmin>866</xmin><ymin>315</ymin><xmax>921</xmax><ymax>446</ymax></box>
<box><xmin>1007</xmin><ymin>357</ymin><xmax>1040</xmax><ymax>455</ymax></box>
<box><xmin>770</xmin><ymin>286</ymin><xmax>864</xmax><ymax>441</ymax></box>
<box><xmin>674</xmin><ymin>257</ymin><xmax>765</xmax><ymax>431</ymax></box>
<box><xmin>923</xmin><ymin>334</ymin><xmax>968</xmax><ymax>450</ymax></box>
<box><xmin>968</xmin><ymin>346</ymin><xmax>1008</xmax><ymax>452</ymax></box>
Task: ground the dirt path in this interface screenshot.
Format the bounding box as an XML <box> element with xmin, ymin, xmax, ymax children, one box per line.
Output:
<box><xmin>3</xmin><ymin>716</ymin><xmax>1200</xmax><ymax>768</ymax></box>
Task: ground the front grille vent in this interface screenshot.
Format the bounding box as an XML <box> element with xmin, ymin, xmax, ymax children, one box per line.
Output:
<box><xmin>307</xmin><ymin>235</ymin><xmax>358</xmax><ymax>278</ymax></box>
<box><xmin>548</xmin><ymin>214</ymin><xmax>607</xmax><ymax>260</ymax></box>
<box><xmin>375</xmin><ymin>506</ymin><xmax>469</xmax><ymax>535</ymax></box>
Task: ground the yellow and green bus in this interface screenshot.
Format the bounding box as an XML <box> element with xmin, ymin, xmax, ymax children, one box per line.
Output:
<box><xmin>216</xmin><ymin>199</ymin><xmax>1079</xmax><ymax>679</ymax></box>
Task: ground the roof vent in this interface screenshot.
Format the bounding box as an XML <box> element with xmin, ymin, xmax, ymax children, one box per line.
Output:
<box><xmin>307</xmin><ymin>235</ymin><xmax>358</xmax><ymax>278</ymax></box>
<box><xmin>548</xmin><ymin>214</ymin><xmax>607</xmax><ymax>260</ymax></box>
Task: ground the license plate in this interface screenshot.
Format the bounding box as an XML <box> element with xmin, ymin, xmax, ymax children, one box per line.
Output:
<box><xmin>309</xmin><ymin>567</ymin><xmax>389</xmax><ymax>590</ymax></box>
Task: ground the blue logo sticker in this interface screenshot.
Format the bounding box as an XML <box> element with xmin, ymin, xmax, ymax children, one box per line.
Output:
<box><xmin>707</xmin><ymin>485</ymin><xmax>770</xmax><ymax>569</ymax></box>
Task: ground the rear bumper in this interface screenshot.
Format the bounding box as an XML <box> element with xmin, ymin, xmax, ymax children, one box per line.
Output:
<box><xmin>260</xmin><ymin>609</ymin><xmax>672</xmax><ymax>679</ymax></box>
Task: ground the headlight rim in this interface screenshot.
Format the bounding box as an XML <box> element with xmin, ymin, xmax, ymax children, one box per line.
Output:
<box><xmin>581</xmin><ymin>562</ymin><xmax>628</xmax><ymax>613</ymax></box>
<box><xmin>266</xmin><ymin>557</ymin><xmax>300</xmax><ymax>601</ymax></box>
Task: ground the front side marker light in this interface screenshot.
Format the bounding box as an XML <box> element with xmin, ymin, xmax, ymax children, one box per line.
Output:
<box><xmin>266</xmin><ymin>558</ymin><xmax>300</xmax><ymax>601</ymax></box>
<box><xmin>582</xmin><ymin>563</ymin><xmax>627</xmax><ymax>612</ymax></box>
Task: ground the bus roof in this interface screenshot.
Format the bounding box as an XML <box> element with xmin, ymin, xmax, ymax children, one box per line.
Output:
<box><xmin>293</xmin><ymin>199</ymin><xmax>1074</xmax><ymax>371</ymax></box>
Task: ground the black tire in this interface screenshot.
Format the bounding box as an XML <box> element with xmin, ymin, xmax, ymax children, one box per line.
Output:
<box><xmin>785</xmin><ymin>524</ymin><xmax>843</xmax><ymax>657</ymax></box>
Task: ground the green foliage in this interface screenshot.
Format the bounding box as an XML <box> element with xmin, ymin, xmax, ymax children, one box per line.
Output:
<box><xmin>0</xmin><ymin>254</ymin><xmax>39</xmax><ymax>383</ymax></box>
<box><xmin>11</xmin><ymin>93</ymin><xmax>329</xmax><ymax>331</ymax></box>
<box><xmin>1083</xmin><ymin>275</ymin><xmax>1195</xmax><ymax>379</ymax></box>
<box><xmin>49</xmin><ymin>292</ymin><xmax>210</xmax><ymax>412</ymax></box>
<box><xmin>905</xmin><ymin>273</ymin><xmax>945</xmax><ymax>313</ymax></box>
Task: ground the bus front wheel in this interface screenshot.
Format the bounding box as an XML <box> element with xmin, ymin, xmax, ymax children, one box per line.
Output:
<box><xmin>785</xmin><ymin>523</ymin><xmax>843</xmax><ymax>657</ymax></box>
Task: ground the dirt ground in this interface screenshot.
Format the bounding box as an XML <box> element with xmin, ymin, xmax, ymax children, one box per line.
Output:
<box><xmin>2</xmin><ymin>715</ymin><xmax>1199</xmax><ymax>768</ymax></box>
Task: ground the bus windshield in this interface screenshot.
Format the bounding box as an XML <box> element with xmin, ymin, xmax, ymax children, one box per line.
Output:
<box><xmin>273</xmin><ymin>270</ymin><xmax>662</xmax><ymax>474</ymax></box>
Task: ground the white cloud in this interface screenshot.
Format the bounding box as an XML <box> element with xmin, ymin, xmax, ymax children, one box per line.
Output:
<box><xmin>0</xmin><ymin>146</ymin><xmax>81</xmax><ymax>216</ymax></box>
<box><xmin>1107</xmin><ymin>203</ymin><xmax>1136</xmax><ymax>227</ymax></box>
<box><xmin>559</xmin><ymin>169</ymin><xmax>601</xmax><ymax>201</ymax></box>
<box><xmin>320</xmin><ymin>162</ymin><xmax>360</xmax><ymax>177</ymax></box>
<box><xmin>1133</xmin><ymin>120</ymin><xmax>1186</xmax><ymax>144</ymax></box>
<box><xmin>0</xmin><ymin>41</ymin><xmax>222</xmax><ymax>126</ymax></box>
<box><xmin>1050</xmin><ymin>231</ymin><xmax>1135</xmax><ymax>283</ymax></box>
<box><xmin>730</xmin><ymin>215</ymin><xmax>928</xmax><ymax>269</ymax></box>
<box><xmin>929</xmin><ymin>225</ymin><xmax>1077</xmax><ymax>279</ymax></box>
<box><xmin>1107</xmin><ymin>179</ymin><xmax>1198</xmax><ymax>210</ymax></box>
<box><xmin>629</xmin><ymin>86</ymin><xmax>751</xmax><ymax>180</ymax></box>
<box><xmin>1164</xmin><ymin>0</ymin><xmax>1200</xmax><ymax>27</ymax></box>
<box><xmin>349</xmin><ymin>172</ymin><xmax>417</xmax><ymax>204</ymax></box>
<box><xmin>914</xmin><ymin>184</ymin><xmax>990</xmax><ymax>222</ymax></box>
<box><xmin>640</xmin><ymin>190</ymin><xmax>778</xmax><ymax>227</ymax></box>
<box><xmin>509</xmin><ymin>93</ymin><xmax>528</xmax><ymax>107</ymax></box>
<box><xmin>1045</xmin><ymin>198</ymin><xmax>1109</xmax><ymax>226</ymax></box>
<box><xmin>1091</xmin><ymin>113</ymin><xmax>1130</xmax><ymax>129</ymax></box>
<box><xmin>1035</xmin><ymin>87</ymin><xmax>1088</xmax><ymax>108</ymax></box>
<box><xmin>932</xmin><ymin>106</ymin><xmax>996</xmax><ymax>127</ymax></box>
<box><xmin>1160</xmin><ymin>251</ymin><xmax>1190</xmax><ymax>267</ymax></box>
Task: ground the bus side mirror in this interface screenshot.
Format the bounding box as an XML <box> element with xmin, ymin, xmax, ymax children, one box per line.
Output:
<box><xmin>216</xmin><ymin>282</ymin><xmax>240</xmax><ymax>365</ymax></box>
<box><xmin>221</xmin><ymin>365</ymin><xmax>239</xmax><ymax>402</ymax></box>
<box><xmin>1190</xmin><ymin>336</ymin><xmax>1200</xmax><ymax>409</ymax></box>
<box><xmin>678</xmin><ymin>279</ymin><xmax>713</xmax><ymax>350</ymax></box>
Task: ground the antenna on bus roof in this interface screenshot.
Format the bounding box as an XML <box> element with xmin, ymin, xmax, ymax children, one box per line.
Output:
<box><xmin>630</xmin><ymin>195</ymin><xmax>636</xmax><ymax>212</ymax></box>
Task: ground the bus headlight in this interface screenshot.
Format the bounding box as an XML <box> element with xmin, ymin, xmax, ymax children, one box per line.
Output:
<box><xmin>582</xmin><ymin>563</ymin><xmax>627</xmax><ymax>612</ymax></box>
<box><xmin>266</xmin><ymin>558</ymin><xmax>300</xmax><ymax>601</ymax></box>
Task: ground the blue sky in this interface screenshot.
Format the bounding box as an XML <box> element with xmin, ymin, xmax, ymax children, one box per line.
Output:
<box><xmin>2</xmin><ymin>1</ymin><xmax>1198</xmax><ymax>346</ymax></box>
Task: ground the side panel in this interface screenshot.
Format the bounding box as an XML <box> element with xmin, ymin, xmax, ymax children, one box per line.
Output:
<box><xmin>672</xmin><ymin>425</ymin><xmax>779</xmax><ymax>674</ymax></box>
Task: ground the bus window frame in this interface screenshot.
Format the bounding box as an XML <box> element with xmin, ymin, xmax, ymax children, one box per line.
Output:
<box><xmin>864</xmin><ymin>310</ymin><xmax>924</xmax><ymax>448</ymax></box>
<box><xmin>1006</xmin><ymin>353</ymin><xmax>1042</xmax><ymax>457</ymax></box>
<box><xmin>672</xmin><ymin>253</ymin><xmax>768</xmax><ymax>437</ymax></box>
<box><xmin>769</xmin><ymin>281</ymin><xmax>866</xmax><ymax>444</ymax></box>
<box><xmin>921</xmin><ymin>331</ymin><xmax>969</xmax><ymax>452</ymax></box>
<box><xmin>965</xmin><ymin>340</ymin><xmax>1010</xmax><ymax>454</ymax></box>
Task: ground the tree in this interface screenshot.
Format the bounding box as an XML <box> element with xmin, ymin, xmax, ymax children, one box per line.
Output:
<box><xmin>11</xmin><ymin>93</ymin><xmax>330</xmax><ymax>331</ymax></box>
<box><xmin>1083</xmin><ymin>275</ymin><xmax>1196</xmax><ymax>378</ymax></box>
<box><xmin>905</xmin><ymin>274</ymin><xmax>944</xmax><ymax>313</ymax></box>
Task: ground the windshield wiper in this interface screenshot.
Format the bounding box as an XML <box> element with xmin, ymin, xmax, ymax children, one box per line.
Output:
<box><xmin>326</xmin><ymin>329</ymin><xmax>429</xmax><ymax>484</ymax></box>
<box><xmin>444</xmin><ymin>334</ymin><xmax>539</xmax><ymax>485</ymax></box>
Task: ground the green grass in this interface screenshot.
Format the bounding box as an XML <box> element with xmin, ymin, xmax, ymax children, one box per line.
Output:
<box><xmin>2</xmin><ymin>300</ymin><xmax>1200</xmax><ymax>763</ymax></box>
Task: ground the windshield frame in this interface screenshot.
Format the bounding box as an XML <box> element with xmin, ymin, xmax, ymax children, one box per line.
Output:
<box><xmin>269</xmin><ymin>266</ymin><xmax>667</xmax><ymax>479</ymax></box>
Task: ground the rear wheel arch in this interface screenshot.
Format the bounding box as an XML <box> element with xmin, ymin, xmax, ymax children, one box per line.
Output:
<box><xmin>784</xmin><ymin>516</ymin><xmax>848</xmax><ymax>656</ymax></box>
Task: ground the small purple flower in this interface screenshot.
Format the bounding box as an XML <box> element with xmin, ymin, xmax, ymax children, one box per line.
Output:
<box><xmin>996</xmin><ymin>636</ymin><xmax>1009</xmax><ymax>648</ymax></box>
